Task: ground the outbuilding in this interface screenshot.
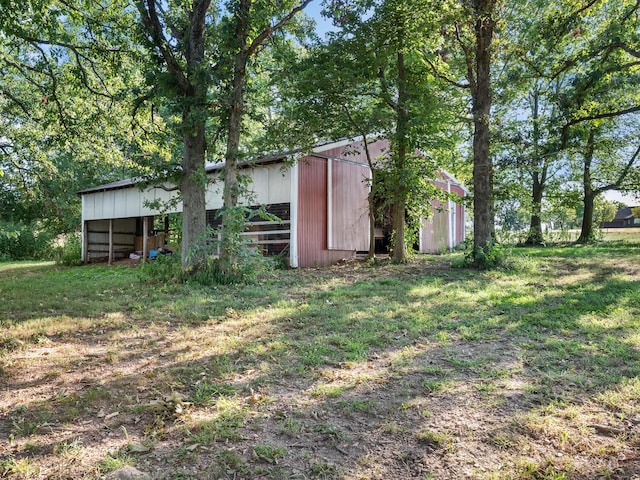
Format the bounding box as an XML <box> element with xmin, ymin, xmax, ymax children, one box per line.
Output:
<box><xmin>78</xmin><ymin>138</ymin><xmax>467</xmax><ymax>267</ymax></box>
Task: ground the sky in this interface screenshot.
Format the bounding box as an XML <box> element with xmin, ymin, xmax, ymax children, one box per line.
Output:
<box><xmin>603</xmin><ymin>190</ymin><xmax>639</xmax><ymax>206</ymax></box>
<box><xmin>305</xmin><ymin>2</ymin><xmax>335</xmax><ymax>37</ymax></box>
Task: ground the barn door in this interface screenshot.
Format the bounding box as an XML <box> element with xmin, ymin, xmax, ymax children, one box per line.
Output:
<box><xmin>327</xmin><ymin>158</ymin><xmax>370</xmax><ymax>251</ymax></box>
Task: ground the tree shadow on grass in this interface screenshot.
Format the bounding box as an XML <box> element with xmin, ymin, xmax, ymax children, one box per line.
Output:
<box><xmin>1</xmin><ymin>253</ymin><xmax>640</xmax><ymax>478</ymax></box>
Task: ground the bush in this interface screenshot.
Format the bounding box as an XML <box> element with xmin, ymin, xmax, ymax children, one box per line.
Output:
<box><xmin>460</xmin><ymin>242</ymin><xmax>505</xmax><ymax>270</ymax></box>
<box><xmin>139</xmin><ymin>251</ymin><xmax>183</xmax><ymax>284</ymax></box>
<box><xmin>185</xmin><ymin>246</ymin><xmax>271</xmax><ymax>286</ymax></box>
<box><xmin>53</xmin><ymin>234</ymin><xmax>83</xmax><ymax>266</ymax></box>
<box><xmin>0</xmin><ymin>222</ymin><xmax>54</xmax><ymax>260</ymax></box>
<box><xmin>140</xmin><ymin>231</ymin><xmax>275</xmax><ymax>286</ymax></box>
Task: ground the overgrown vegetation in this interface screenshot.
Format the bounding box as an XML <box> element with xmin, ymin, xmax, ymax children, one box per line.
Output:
<box><xmin>52</xmin><ymin>233</ymin><xmax>82</xmax><ymax>266</ymax></box>
<box><xmin>0</xmin><ymin>221</ymin><xmax>53</xmax><ymax>261</ymax></box>
<box><xmin>1</xmin><ymin>243</ymin><xmax>639</xmax><ymax>479</ymax></box>
<box><xmin>141</xmin><ymin>222</ymin><xmax>278</xmax><ymax>286</ymax></box>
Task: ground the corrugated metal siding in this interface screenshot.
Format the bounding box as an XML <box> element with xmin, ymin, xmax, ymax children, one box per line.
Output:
<box><xmin>419</xmin><ymin>176</ymin><xmax>467</xmax><ymax>252</ymax></box>
<box><xmin>297</xmin><ymin>156</ymin><xmax>355</xmax><ymax>268</ymax></box>
<box><xmin>317</xmin><ymin>139</ymin><xmax>389</xmax><ymax>166</ymax></box>
<box><xmin>83</xmin><ymin>163</ymin><xmax>290</xmax><ymax>221</ymax></box>
<box><xmin>450</xmin><ymin>184</ymin><xmax>466</xmax><ymax>245</ymax></box>
<box><xmin>422</xmin><ymin>200</ymin><xmax>449</xmax><ymax>253</ymax></box>
<box><xmin>330</xmin><ymin>159</ymin><xmax>370</xmax><ymax>251</ymax></box>
<box><xmin>457</xmin><ymin>203</ymin><xmax>465</xmax><ymax>244</ymax></box>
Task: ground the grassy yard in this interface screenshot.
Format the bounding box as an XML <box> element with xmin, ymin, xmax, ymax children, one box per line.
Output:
<box><xmin>1</xmin><ymin>243</ymin><xmax>639</xmax><ymax>479</ymax></box>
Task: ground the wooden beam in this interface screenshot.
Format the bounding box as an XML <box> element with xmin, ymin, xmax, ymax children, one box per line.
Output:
<box><xmin>143</xmin><ymin>216</ymin><xmax>149</xmax><ymax>261</ymax></box>
<box><xmin>83</xmin><ymin>221</ymin><xmax>89</xmax><ymax>264</ymax></box>
<box><xmin>108</xmin><ymin>219</ymin><xmax>114</xmax><ymax>265</ymax></box>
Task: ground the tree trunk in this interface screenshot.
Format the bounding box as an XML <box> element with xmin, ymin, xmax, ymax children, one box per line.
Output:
<box><xmin>392</xmin><ymin>43</ymin><xmax>409</xmax><ymax>262</ymax></box>
<box><xmin>471</xmin><ymin>1</ymin><xmax>496</xmax><ymax>259</ymax></box>
<box><xmin>369</xmin><ymin>202</ymin><xmax>376</xmax><ymax>258</ymax></box>
<box><xmin>524</xmin><ymin>172</ymin><xmax>544</xmax><ymax>245</ymax></box>
<box><xmin>361</xmin><ymin>136</ymin><xmax>376</xmax><ymax>258</ymax></box>
<box><xmin>220</xmin><ymin>58</ymin><xmax>246</xmax><ymax>272</ymax></box>
<box><xmin>578</xmin><ymin>191</ymin><xmax>596</xmax><ymax>243</ymax></box>
<box><xmin>135</xmin><ymin>0</ymin><xmax>211</xmax><ymax>268</ymax></box>
<box><xmin>180</xmin><ymin>113</ymin><xmax>207</xmax><ymax>264</ymax></box>
<box><xmin>525</xmin><ymin>91</ymin><xmax>546</xmax><ymax>246</ymax></box>
<box><xmin>577</xmin><ymin>129</ymin><xmax>596</xmax><ymax>244</ymax></box>
<box><xmin>220</xmin><ymin>0</ymin><xmax>250</xmax><ymax>274</ymax></box>
<box><xmin>391</xmin><ymin>202</ymin><xmax>406</xmax><ymax>261</ymax></box>
<box><xmin>179</xmin><ymin>0</ymin><xmax>210</xmax><ymax>267</ymax></box>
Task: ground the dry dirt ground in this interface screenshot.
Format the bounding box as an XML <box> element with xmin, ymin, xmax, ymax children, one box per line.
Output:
<box><xmin>1</xmin><ymin>256</ymin><xmax>639</xmax><ymax>479</ymax></box>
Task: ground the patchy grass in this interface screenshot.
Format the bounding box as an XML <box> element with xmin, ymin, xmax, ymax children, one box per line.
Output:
<box><xmin>1</xmin><ymin>242</ymin><xmax>640</xmax><ymax>479</ymax></box>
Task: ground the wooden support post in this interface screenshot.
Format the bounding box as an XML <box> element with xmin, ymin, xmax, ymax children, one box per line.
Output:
<box><xmin>143</xmin><ymin>216</ymin><xmax>149</xmax><ymax>261</ymax></box>
<box><xmin>108</xmin><ymin>219</ymin><xmax>114</xmax><ymax>265</ymax></box>
<box><xmin>83</xmin><ymin>221</ymin><xmax>89</xmax><ymax>264</ymax></box>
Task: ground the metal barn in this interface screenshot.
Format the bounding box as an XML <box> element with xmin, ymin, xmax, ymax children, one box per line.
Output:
<box><xmin>78</xmin><ymin>138</ymin><xmax>467</xmax><ymax>267</ymax></box>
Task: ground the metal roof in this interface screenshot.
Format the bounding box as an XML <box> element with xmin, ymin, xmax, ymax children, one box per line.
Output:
<box><xmin>78</xmin><ymin>137</ymin><xmax>470</xmax><ymax>196</ymax></box>
<box><xmin>76</xmin><ymin>154</ymin><xmax>289</xmax><ymax>196</ymax></box>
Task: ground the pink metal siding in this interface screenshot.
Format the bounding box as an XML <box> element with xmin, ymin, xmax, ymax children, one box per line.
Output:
<box><xmin>319</xmin><ymin>139</ymin><xmax>389</xmax><ymax>166</ymax></box>
<box><xmin>295</xmin><ymin>140</ymin><xmax>388</xmax><ymax>267</ymax></box>
<box><xmin>330</xmin><ymin>159</ymin><xmax>370</xmax><ymax>251</ymax></box>
<box><xmin>297</xmin><ymin>156</ymin><xmax>355</xmax><ymax>267</ymax></box>
<box><xmin>295</xmin><ymin>141</ymin><xmax>467</xmax><ymax>265</ymax></box>
<box><xmin>450</xmin><ymin>184</ymin><xmax>466</xmax><ymax>245</ymax></box>
<box><xmin>420</xmin><ymin>173</ymin><xmax>467</xmax><ymax>253</ymax></box>
<box><xmin>422</xmin><ymin>200</ymin><xmax>449</xmax><ymax>253</ymax></box>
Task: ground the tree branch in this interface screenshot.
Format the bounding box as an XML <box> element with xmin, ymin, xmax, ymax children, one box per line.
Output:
<box><xmin>595</xmin><ymin>143</ymin><xmax>640</xmax><ymax>193</ymax></box>
<box><xmin>0</xmin><ymin>88</ymin><xmax>34</xmax><ymax>119</ymax></box>
<box><xmin>376</xmin><ymin>66</ymin><xmax>399</xmax><ymax>111</ymax></box>
<box><xmin>246</xmin><ymin>0</ymin><xmax>314</xmax><ymax>57</ymax></box>
<box><xmin>31</xmin><ymin>42</ymin><xmax>72</xmax><ymax>134</ymax></box>
<box><xmin>563</xmin><ymin>105</ymin><xmax>640</xmax><ymax>144</ymax></box>
<box><xmin>454</xmin><ymin>22</ymin><xmax>476</xmax><ymax>93</ymax></box>
<box><xmin>135</xmin><ymin>0</ymin><xmax>190</xmax><ymax>93</ymax></box>
<box><xmin>69</xmin><ymin>48</ymin><xmax>114</xmax><ymax>100</ymax></box>
<box><xmin>12</xmin><ymin>33</ymin><xmax>122</xmax><ymax>53</ymax></box>
<box><xmin>421</xmin><ymin>52</ymin><xmax>470</xmax><ymax>89</ymax></box>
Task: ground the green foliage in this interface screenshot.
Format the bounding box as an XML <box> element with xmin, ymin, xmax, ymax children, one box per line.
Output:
<box><xmin>142</xmin><ymin>218</ymin><xmax>274</xmax><ymax>286</ymax></box>
<box><xmin>0</xmin><ymin>0</ymin><xmax>149</xmax><ymax>234</ymax></box>
<box><xmin>0</xmin><ymin>456</ymin><xmax>38</xmax><ymax>477</ymax></box>
<box><xmin>277</xmin><ymin>0</ymin><xmax>464</xmax><ymax>261</ymax></box>
<box><xmin>139</xmin><ymin>251</ymin><xmax>183</xmax><ymax>284</ymax></box>
<box><xmin>53</xmin><ymin>233</ymin><xmax>82</xmax><ymax>266</ymax></box>
<box><xmin>189</xmin><ymin>382</ymin><xmax>236</xmax><ymax>405</ymax></box>
<box><xmin>252</xmin><ymin>444</ymin><xmax>286</xmax><ymax>463</ymax></box>
<box><xmin>215</xmin><ymin>205</ymin><xmax>277</xmax><ymax>284</ymax></box>
<box><xmin>97</xmin><ymin>450</ymin><xmax>133</xmax><ymax>473</ymax></box>
<box><xmin>461</xmin><ymin>242</ymin><xmax>506</xmax><ymax>270</ymax></box>
<box><xmin>593</xmin><ymin>197</ymin><xmax>618</xmax><ymax>224</ymax></box>
<box><xmin>0</xmin><ymin>221</ymin><xmax>53</xmax><ymax>261</ymax></box>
